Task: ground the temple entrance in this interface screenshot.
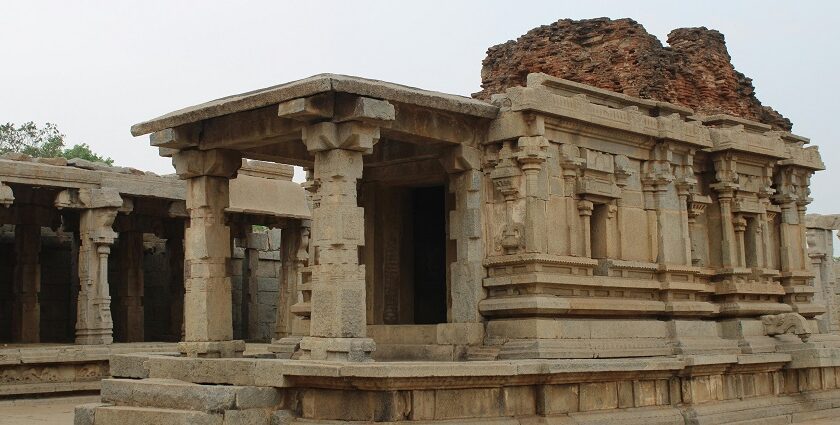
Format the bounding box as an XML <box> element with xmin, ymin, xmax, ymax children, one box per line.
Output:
<box><xmin>365</xmin><ymin>180</ymin><xmax>450</xmax><ymax>326</ymax></box>
<box><xmin>411</xmin><ymin>186</ymin><xmax>447</xmax><ymax>324</ymax></box>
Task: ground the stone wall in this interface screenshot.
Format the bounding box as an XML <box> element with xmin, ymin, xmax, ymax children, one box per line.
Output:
<box><xmin>232</xmin><ymin>228</ymin><xmax>283</xmax><ymax>342</ymax></box>
<box><xmin>476</xmin><ymin>17</ymin><xmax>792</xmax><ymax>130</ymax></box>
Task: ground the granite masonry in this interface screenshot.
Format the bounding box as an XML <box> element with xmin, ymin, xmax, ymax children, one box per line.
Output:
<box><xmin>50</xmin><ymin>17</ymin><xmax>840</xmax><ymax>425</ymax></box>
<box><xmin>0</xmin><ymin>155</ymin><xmax>308</xmax><ymax>396</ymax></box>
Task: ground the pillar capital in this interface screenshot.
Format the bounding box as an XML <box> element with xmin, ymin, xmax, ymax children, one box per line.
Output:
<box><xmin>302</xmin><ymin>121</ymin><xmax>379</xmax><ymax>153</ymax></box>
<box><xmin>172</xmin><ymin>149</ymin><xmax>242</xmax><ymax>179</ymax></box>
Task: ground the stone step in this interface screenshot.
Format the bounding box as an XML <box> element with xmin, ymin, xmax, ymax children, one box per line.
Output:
<box><xmin>465</xmin><ymin>346</ymin><xmax>500</xmax><ymax>361</ymax></box>
<box><xmin>87</xmin><ymin>405</ymin><xmax>223</xmax><ymax>425</ymax></box>
<box><xmin>100</xmin><ymin>378</ymin><xmax>281</xmax><ymax>413</ymax></box>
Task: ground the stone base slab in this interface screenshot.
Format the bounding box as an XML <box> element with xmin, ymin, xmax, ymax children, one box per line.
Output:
<box><xmin>84</xmin><ymin>350</ymin><xmax>840</xmax><ymax>424</ymax></box>
<box><xmin>298</xmin><ymin>337</ymin><xmax>375</xmax><ymax>362</ymax></box>
<box><xmin>0</xmin><ymin>342</ymin><xmax>177</xmax><ymax>397</ymax></box>
<box><xmin>268</xmin><ymin>336</ymin><xmax>303</xmax><ymax>359</ymax></box>
<box><xmin>178</xmin><ymin>340</ymin><xmax>245</xmax><ymax>358</ymax></box>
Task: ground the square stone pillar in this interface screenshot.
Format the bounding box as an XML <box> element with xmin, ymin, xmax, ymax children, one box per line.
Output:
<box><xmin>440</xmin><ymin>145</ymin><xmax>486</xmax><ymax>323</ymax></box>
<box><xmin>298</xmin><ymin>121</ymin><xmax>377</xmax><ymax>361</ymax></box>
<box><xmin>113</xmin><ymin>230</ymin><xmax>144</xmax><ymax>342</ymax></box>
<box><xmin>173</xmin><ymin>149</ymin><xmax>244</xmax><ymax>358</ymax></box>
<box><xmin>12</xmin><ymin>218</ymin><xmax>41</xmax><ymax>343</ymax></box>
<box><xmin>75</xmin><ymin>190</ymin><xmax>122</xmax><ymax>344</ymax></box>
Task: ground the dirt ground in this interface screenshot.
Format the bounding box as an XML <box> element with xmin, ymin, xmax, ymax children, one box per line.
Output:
<box><xmin>0</xmin><ymin>395</ymin><xmax>837</xmax><ymax>425</ymax></box>
<box><xmin>0</xmin><ymin>395</ymin><xmax>98</xmax><ymax>425</ymax></box>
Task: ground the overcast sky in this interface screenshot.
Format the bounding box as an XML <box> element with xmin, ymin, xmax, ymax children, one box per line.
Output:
<box><xmin>1</xmin><ymin>1</ymin><xmax>837</xmax><ymax>217</ymax></box>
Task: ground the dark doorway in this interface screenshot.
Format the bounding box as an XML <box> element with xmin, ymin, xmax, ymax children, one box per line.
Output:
<box><xmin>411</xmin><ymin>186</ymin><xmax>447</xmax><ymax>324</ymax></box>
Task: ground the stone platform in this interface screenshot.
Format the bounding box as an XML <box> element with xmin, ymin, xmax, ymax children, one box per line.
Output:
<box><xmin>0</xmin><ymin>342</ymin><xmax>177</xmax><ymax>397</ymax></box>
<box><xmin>76</xmin><ymin>350</ymin><xmax>840</xmax><ymax>424</ymax></box>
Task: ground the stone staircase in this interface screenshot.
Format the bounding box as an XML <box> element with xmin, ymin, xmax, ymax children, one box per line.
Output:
<box><xmin>74</xmin><ymin>378</ymin><xmax>289</xmax><ymax>425</ymax></box>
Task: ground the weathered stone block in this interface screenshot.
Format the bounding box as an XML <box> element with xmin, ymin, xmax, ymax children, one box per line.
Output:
<box><xmin>223</xmin><ymin>408</ymin><xmax>270</xmax><ymax>425</ymax></box>
<box><xmin>434</xmin><ymin>388</ymin><xmax>500</xmax><ymax>419</ymax></box>
<box><xmin>94</xmin><ymin>405</ymin><xmax>223</xmax><ymax>425</ymax></box>
<box><xmin>74</xmin><ymin>403</ymin><xmax>106</xmax><ymax>425</ymax></box>
<box><xmin>234</xmin><ymin>386</ymin><xmax>283</xmax><ymax>409</ymax></box>
<box><xmin>300</xmin><ymin>389</ymin><xmax>409</xmax><ymax>421</ymax></box>
<box><xmin>100</xmin><ymin>378</ymin><xmax>237</xmax><ymax>412</ymax></box>
<box><xmin>579</xmin><ymin>382</ymin><xmax>618</xmax><ymax>411</ymax></box>
<box><xmin>109</xmin><ymin>354</ymin><xmax>149</xmax><ymax>378</ymax></box>
<box><xmin>543</xmin><ymin>384</ymin><xmax>579</xmax><ymax>414</ymax></box>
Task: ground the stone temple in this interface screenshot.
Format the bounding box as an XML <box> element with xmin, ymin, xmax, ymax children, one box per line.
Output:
<box><xmin>1</xmin><ymin>17</ymin><xmax>839</xmax><ymax>425</ymax></box>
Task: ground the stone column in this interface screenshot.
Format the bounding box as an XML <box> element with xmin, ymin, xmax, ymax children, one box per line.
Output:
<box><xmin>113</xmin><ymin>230</ymin><xmax>145</xmax><ymax>342</ymax></box>
<box><xmin>275</xmin><ymin>224</ymin><xmax>300</xmax><ymax>339</ymax></box>
<box><xmin>75</xmin><ymin>189</ymin><xmax>122</xmax><ymax>344</ymax></box>
<box><xmin>268</xmin><ymin>220</ymin><xmax>311</xmax><ymax>359</ymax></box>
<box><xmin>243</xmin><ymin>230</ymin><xmax>267</xmax><ymax>341</ymax></box>
<box><xmin>298</xmin><ymin>121</ymin><xmax>377</xmax><ymax>361</ymax></box>
<box><xmin>172</xmin><ymin>149</ymin><xmax>243</xmax><ymax>358</ymax></box>
<box><xmin>12</xmin><ymin>211</ymin><xmax>41</xmax><ymax>343</ymax></box>
<box><xmin>441</xmin><ymin>145</ymin><xmax>485</xmax><ymax>323</ymax></box>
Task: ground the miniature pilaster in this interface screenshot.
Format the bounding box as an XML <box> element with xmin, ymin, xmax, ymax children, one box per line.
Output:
<box><xmin>75</xmin><ymin>188</ymin><xmax>122</xmax><ymax>345</ymax></box>
<box><xmin>172</xmin><ymin>148</ymin><xmax>244</xmax><ymax>357</ymax></box>
<box><xmin>516</xmin><ymin>136</ymin><xmax>549</xmax><ymax>254</ymax></box>
<box><xmin>711</xmin><ymin>154</ymin><xmax>742</xmax><ymax>272</ymax></box>
<box><xmin>298</xmin><ymin>121</ymin><xmax>377</xmax><ymax>361</ymax></box>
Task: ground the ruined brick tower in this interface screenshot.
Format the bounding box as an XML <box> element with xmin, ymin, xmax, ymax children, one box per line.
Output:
<box><xmin>476</xmin><ymin>17</ymin><xmax>792</xmax><ymax>131</ymax></box>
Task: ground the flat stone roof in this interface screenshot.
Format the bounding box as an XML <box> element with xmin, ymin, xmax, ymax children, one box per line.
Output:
<box><xmin>131</xmin><ymin>74</ymin><xmax>500</xmax><ymax>136</ymax></box>
<box><xmin>0</xmin><ymin>155</ymin><xmax>310</xmax><ymax>219</ymax></box>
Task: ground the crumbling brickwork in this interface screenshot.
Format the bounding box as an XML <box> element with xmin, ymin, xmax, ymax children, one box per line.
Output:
<box><xmin>476</xmin><ymin>18</ymin><xmax>792</xmax><ymax>130</ymax></box>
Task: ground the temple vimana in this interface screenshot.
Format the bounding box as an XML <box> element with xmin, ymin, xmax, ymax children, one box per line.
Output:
<box><xmin>0</xmin><ymin>17</ymin><xmax>837</xmax><ymax>424</ymax></box>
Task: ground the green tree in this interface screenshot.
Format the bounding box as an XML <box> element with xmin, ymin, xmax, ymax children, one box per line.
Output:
<box><xmin>0</xmin><ymin>121</ymin><xmax>113</xmax><ymax>165</ymax></box>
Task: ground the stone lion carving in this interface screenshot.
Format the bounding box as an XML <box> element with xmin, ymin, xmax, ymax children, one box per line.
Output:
<box><xmin>761</xmin><ymin>312</ymin><xmax>811</xmax><ymax>342</ymax></box>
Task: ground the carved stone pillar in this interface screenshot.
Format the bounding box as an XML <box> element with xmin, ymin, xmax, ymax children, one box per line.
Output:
<box><xmin>275</xmin><ymin>223</ymin><xmax>300</xmax><ymax>339</ymax></box>
<box><xmin>173</xmin><ymin>148</ymin><xmax>243</xmax><ymax>357</ymax></box>
<box><xmin>298</xmin><ymin>121</ymin><xmax>376</xmax><ymax>361</ymax></box>
<box><xmin>774</xmin><ymin>166</ymin><xmax>822</xmax><ymax>317</ymax></box>
<box><xmin>12</xmin><ymin>211</ymin><xmax>41</xmax><ymax>343</ymax></box>
<box><xmin>441</xmin><ymin>145</ymin><xmax>485</xmax><ymax>323</ymax></box>
<box><xmin>75</xmin><ymin>189</ymin><xmax>122</xmax><ymax>344</ymax></box>
<box><xmin>269</xmin><ymin>219</ymin><xmax>311</xmax><ymax>359</ymax></box>
<box><xmin>114</xmin><ymin>229</ymin><xmax>144</xmax><ymax>342</ymax></box>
